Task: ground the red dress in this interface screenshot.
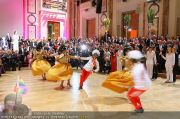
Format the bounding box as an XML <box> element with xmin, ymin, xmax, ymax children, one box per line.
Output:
<box><xmin>110</xmin><ymin>54</ymin><xmax>117</xmax><ymax>72</ymax></box>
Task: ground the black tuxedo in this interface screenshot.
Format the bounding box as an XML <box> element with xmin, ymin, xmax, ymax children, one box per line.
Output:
<box><xmin>19</xmin><ymin>48</ymin><xmax>28</xmax><ymax>55</ymax></box>
<box><xmin>145</xmin><ymin>38</ymin><xmax>151</xmax><ymax>47</ymax></box>
<box><xmin>138</xmin><ymin>44</ymin><xmax>143</xmax><ymax>52</ymax></box>
<box><xmin>72</xmin><ymin>47</ymin><xmax>80</xmax><ymax>56</ymax></box>
<box><xmin>98</xmin><ymin>48</ymin><xmax>105</xmax><ymax>73</ymax></box>
<box><xmin>155</xmin><ymin>44</ymin><xmax>167</xmax><ymax>73</ymax></box>
<box><xmin>19</xmin><ymin>48</ymin><xmax>28</xmax><ymax>68</ymax></box>
<box><xmin>115</xmin><ymin>39</ymin><xmax>120</xmax><ymax>44</ymax></box>
<box><xmin>5</xmin><ymin>35</ymin><xmax>12</xmax><ymax>49</ymax></box>
<box><xmin>173</xmin><ymin>45</ymin><xmax>180</xmax><ymax>82</ymax></box>
<box><xmin>70</xmin><ymin>47</ymin><xmax>81</xmax><ymax>68</ymax></box>
<box><xmin>30</xmin><ymin>41</ymin><xmax>37</xmax><ymax>49</ymax></box>
<box><xmin>173</xmin><ymin>52</ymin><xmax>179</xmax><ymax>82</ymax></box>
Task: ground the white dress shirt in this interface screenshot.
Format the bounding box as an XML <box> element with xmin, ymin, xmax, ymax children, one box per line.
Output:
<box><xmin>81</xmin><ymin>57</ymin><xmax>99</xmax><ymax>72</ymax></box>
<box><xmin>132</xmin><ymin>63</ymin><xmax>152</xmax><ymax>90</ymax></box>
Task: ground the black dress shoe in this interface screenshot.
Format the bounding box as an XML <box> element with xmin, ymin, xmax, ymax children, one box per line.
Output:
<box><xmin>165</xmin><ymin>80</ymin><xmax>171</xmax><ymax>83</ymax></box>
<box><xmin>134</xmin><ymin>108</ymin><xmax>144</xmax><ymax>113</ymax></box>
<box><xmin>79</xmin><ymin>86</ymin><xmax>83</xmax><ymax>90</ymax></box>
<box><xmin>151</xmin><ymin>78</ymin><xmax>156</xmax><ymax>81</ymax></box>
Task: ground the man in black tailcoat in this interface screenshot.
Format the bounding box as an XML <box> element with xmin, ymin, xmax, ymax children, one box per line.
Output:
<box><xmin>19</xmin><ymin>44</ymin><xmax>28</xmax><ymax>69</ymax></box>
<box><xmin>70</xmin><ymin>45</ymin><xmax>80</xmax><ymax>69</ymax></box>
<box><xmin>5</xmin><ymin>33</ymin><xmax>12</xmax><ymax>49</ymax></box>
<box><xmin>173</xmin><ymin>40</ymin><xmax>180</xmax><ymax>83</ymax></box>
<box><xmin>98</xmin><ymin>46</ymin><xmax>105</xmax><ymax>73</ymax></box>
<box><xmin>155</xmin><ymin>40</ymin><xmax>167</xmax><ymax>73</ymax></box>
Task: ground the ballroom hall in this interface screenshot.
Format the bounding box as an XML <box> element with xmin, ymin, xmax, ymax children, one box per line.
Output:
<box><xmin>0</xmin><ymin>0</ymin><xmax>180</xmax><ymax>118</ymax></box>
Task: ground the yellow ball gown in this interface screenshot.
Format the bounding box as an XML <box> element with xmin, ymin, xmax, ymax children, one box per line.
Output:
<box><xmin>46</xmin><ymin>54</ymin><xmax>73</xmax><ymax>81</ymax></box>
<box><xmin>102</xmin><ymin>56</ymin><xmax>134</xmax><ymax>93</ymax></box>
<box><xmin>32</xmin><ymin>51</ymin><xmax>51</xmax><ymax>76</ymax></box>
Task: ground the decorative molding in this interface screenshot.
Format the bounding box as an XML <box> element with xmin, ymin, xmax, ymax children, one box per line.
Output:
<box><xmin>28</xmin><ymin>25</ymin><xmax>36</xmax><ymax>39</ymax></box>
<box><xmin>102</xmin><ymin>0</ymin><xmax>107</xmax><ymax>12</ymax></box>
<box><xmin>149</xmin><ymin>2</ymin><xmax>160</xmax><ymax>16</ymax></box>
<box><xmin>27</xmin><ymin>0</ymin><xmax>36</xmax><ymax>14</ymax></box>
<box><xmin>27</xmin><ymin>14</ymin><xmax>36</xmax><ymax>24</ymax></box>
<box><xmin>26</xmin><ymin>0</ymin><xmax>37</xmax><ymax>39</ymax></box>
<box><xmin>100</xmin><ymin>13</ymin><xmax>107</xmax><ymax>25</ymax></box>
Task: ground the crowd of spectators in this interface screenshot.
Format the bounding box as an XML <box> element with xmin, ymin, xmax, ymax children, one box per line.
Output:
<box><xmin>0</xmin><ymin>34</ymin><xmax>180</xmax><ymax>81</ymax></box>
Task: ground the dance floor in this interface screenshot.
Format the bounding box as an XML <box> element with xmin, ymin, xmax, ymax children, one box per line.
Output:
<box><xmin>0</xmin><ymin>68</ymin><xmax>180</xmax><ymax>111</ymax></box>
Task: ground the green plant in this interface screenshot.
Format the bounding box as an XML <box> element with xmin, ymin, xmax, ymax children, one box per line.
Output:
<box><xmin>147</xmin><ymin>9</ymin><xmax>155</xmax><ymax>23</ymax></box>
<box><xmin>102</xmin><ymin>18</ymin><xmax>111</xmax><ymax>32</ymax></box>
<box><xmin>48</xmin><ymin>24</ymin><xmax>53</xmax><ymax>39</ymax></box>
<box><xmin>124</xmin><ymin>14</ymin><xmax>131</xmax><ymax>26</ymax></box>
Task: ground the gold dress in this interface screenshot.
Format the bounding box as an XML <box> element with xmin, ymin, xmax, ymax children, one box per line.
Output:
<box><xmin>46</xmin><ymin>54</ymin><xmax>73</xmax><ymax>82</ymax></box>
<box><xmin>32</xmin><ymin>51</ymin><xmax>51</xmax><ymax>76</ymax></box>
<box><xmin>102</xmin><ymin>56</ymin><xmax>134</xmax><ymax>93</ymax></box>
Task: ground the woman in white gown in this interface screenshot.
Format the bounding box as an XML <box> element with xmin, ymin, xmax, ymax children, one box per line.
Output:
<box><xmin>116</xmin><ymin>46</ymin><xmax>123</xmax><ymax>71</ymax></box>
<box><xmin>12</xmin><ymin>31</ymin><xmax>19</xmax><ymax>51</ymax></box>
<box><xmin>160</xmin><ymin>46</ymin><xmax>175</xmax><ymax>83</ymax></box>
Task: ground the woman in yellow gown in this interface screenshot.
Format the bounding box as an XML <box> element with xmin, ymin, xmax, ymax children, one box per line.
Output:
<box><xmin>46</xmin><ymin>45</ymin><xmax>79</xmax><ymax>90</ymax></box>
<box><xmin>32</xmin><ymin>45</ymin><xmax>51</xmax><ymax>80</ymax></box>
<box><xmin>102</xmin><ymin>48</ymin><xmax>134</xmax><ymax>93</ymax></box>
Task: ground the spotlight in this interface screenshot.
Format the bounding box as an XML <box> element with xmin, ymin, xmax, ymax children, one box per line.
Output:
<box><xmin>81</xmin><ymin>44</ymin><xmax>87</xmax><ymax>50</ymax></box>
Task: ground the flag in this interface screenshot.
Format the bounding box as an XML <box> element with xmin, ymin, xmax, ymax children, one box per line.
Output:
<box><xmin>14</xmin><ymin>77</ymin><xmax>28</xmax><ymax>95</ymax></box>
<box><xmin>14</xmin><ymin>79</ymin><xmax>19</xmax><ymax>93</ymax></box>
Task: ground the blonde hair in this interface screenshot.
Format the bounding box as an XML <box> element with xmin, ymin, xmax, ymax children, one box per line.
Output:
<box><xmin>167</xmin><ymin>47</ymin><xmax>174</xmax><ymax>53</ymax></box>
<box><xmin>171</xmin><ymin>47</ymin><xmax>175</xmax><ymax>53</ymax></box>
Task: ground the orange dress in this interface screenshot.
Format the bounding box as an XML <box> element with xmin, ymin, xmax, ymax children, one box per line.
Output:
<box><xmin>102</xmin><ymin>57</ymin><xmax>134</xmax><ymax>93</ymax></box>
<box><xmin>46</xmin><ymin>54</ymin><xmax>73</xmax><ymax>81</ymax></box>
<box><xmin>32</xmin><ymin>51</ymin><xmax>51</xmax><ymax>76</ymax></box>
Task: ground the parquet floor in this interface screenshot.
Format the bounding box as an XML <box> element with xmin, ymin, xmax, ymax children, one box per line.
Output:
<box><xmin>0</xmin><ymin>68</ymin><xmax>180</xmax><ymax>111</ymax></box>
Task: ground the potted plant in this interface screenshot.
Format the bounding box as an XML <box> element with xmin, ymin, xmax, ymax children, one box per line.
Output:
<box><xmin>147</xmin><ymin>9</ymin><xmax>155</xmax><ymax>24</ymax></box>
<box><xmin>48</xmin><ymin>24</ymin><xmax>53</xmax><ymax>39</ymax></box>
<box><xmin>102</xmin><ymin>18</ymin><xmax>111</xmax><ymax>42</ymax></box>
<box><xmin>124</xmin><ymin>14</ymin><xmax>131</xmax><ymax>27</ymax></box>
<box><xmin>147</xmin><ymin>9</ymin><xmax>156</xmax><ymax>37</ymax></box>
<box><xmin>123</xmin><ymin>14</ymin><xmax>131</xmax><ymax>38</ymax></box>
